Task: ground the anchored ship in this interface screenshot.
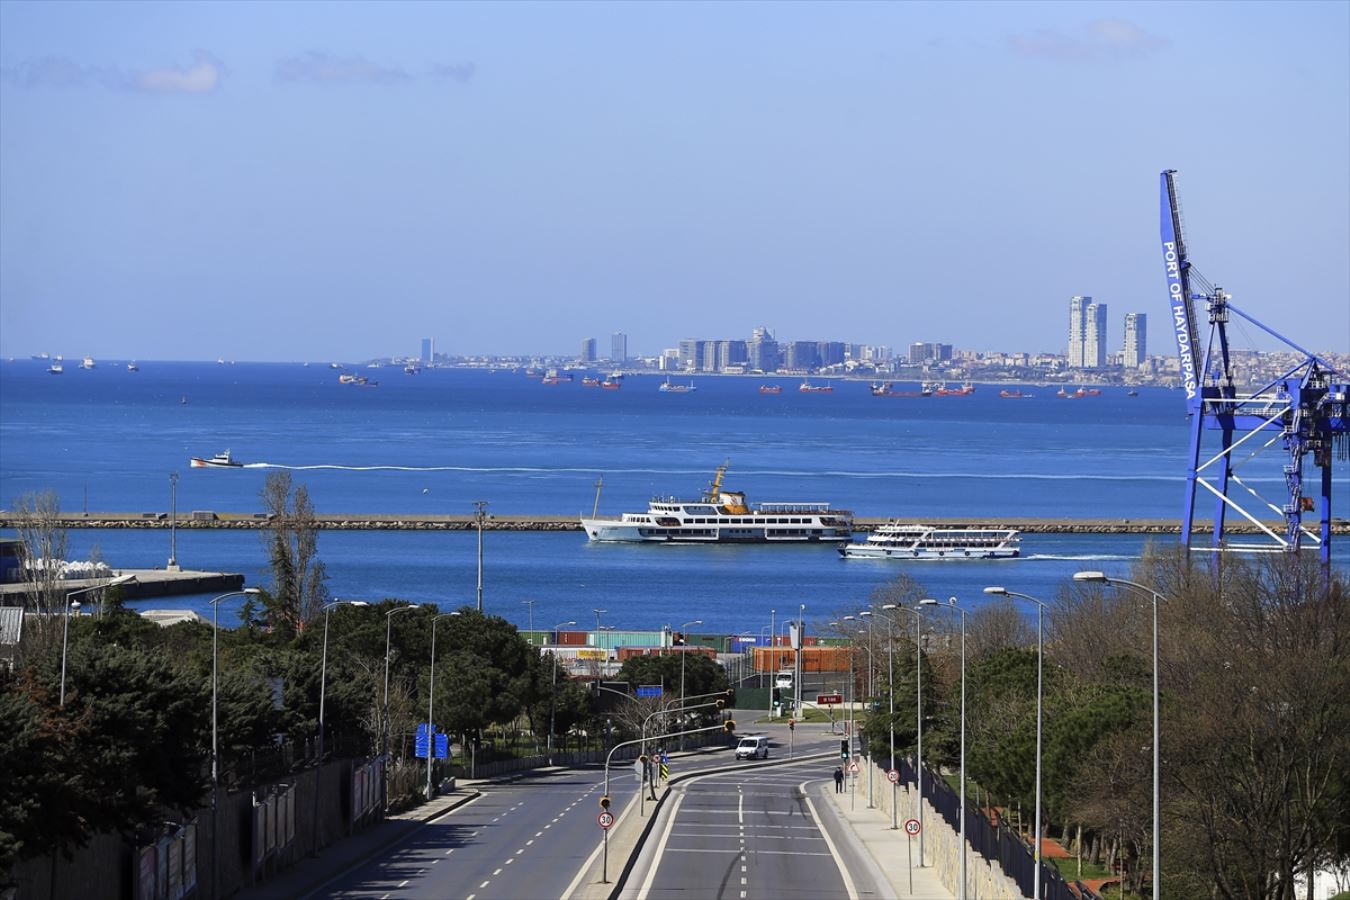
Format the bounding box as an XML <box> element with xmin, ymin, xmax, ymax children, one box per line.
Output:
<box><xmin>581</xmin><ymin>464</ymin><xmax>852</xmax><ymax>543</ymax></box>
<box><xmin>839</xmin><ymin>522</ymin><xmax>1020</xmax><ymax>559</ymax></box>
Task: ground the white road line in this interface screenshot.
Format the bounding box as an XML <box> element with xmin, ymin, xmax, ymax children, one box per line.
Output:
<box><xmin>738</xmin><ymin>788</ymin><xmax>743</xmax><ymax>825</ymax></box>
<box><xmin>515</xmin><ymin>849</ymin><xmax>524</xmax><ymax>855</ymax></box>
<box><xmin>480</xmin><ymin>880</ymin><xmax>490</xmax><ymax>888</ymax></box>
<box><xmin>801</xmin><ymin>781</ymin><xmax>859</xmax><ymax>900</ymax></box>
<box><xmin>445</xmin><ymin>849</ymin><xmax>454</xmax><ymax>855</ymax></box>
<box><xmin>535</xmin><ymin>831</ymin><xmax>543</xmax><ymax>837</ymax></box>
<box><xmin>635</xmin><ymin>792</ymin><xmax>685</xmax><ymax>900</ymax></box>
<box><xmin>397</xmin><ymin>881</ymin><xmax>409</xmax><ymax>888</ymax></box>
<box><xmin>506</xmin><ymin>859</ymin><xmax>514</xmax><ymax>865</ymax></box>
<box><xmin>493</xmin><ymin>868</ymin><xmax>502</xmax><ymax>876</ymax></box>
<box><xmin>526</xmin><ymin>839</ymin><xmax>535</xmax><ymax>846</ymax></box>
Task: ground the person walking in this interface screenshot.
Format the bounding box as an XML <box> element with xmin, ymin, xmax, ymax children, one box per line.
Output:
<box><xmin>833</xmin><ymin>767</ymin><xmax>845</xmax><ymax>793</ymax></box>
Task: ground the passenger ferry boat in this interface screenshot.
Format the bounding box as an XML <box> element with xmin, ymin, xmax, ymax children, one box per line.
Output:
<box><xmin>839</xmin><ymin>522</ymin><xmax>1020</xmax><ymax>559</ymax></box>
<box><xmin>581</xmin><ymin>464</ymin><xmax>852</xmax><ymax>543</ymax></box>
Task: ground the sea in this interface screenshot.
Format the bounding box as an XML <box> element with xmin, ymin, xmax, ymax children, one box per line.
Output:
<box><xmin>2</xmin><ymin>360</ymin><xmax>1344</xmax><ymax>636</ymax></box>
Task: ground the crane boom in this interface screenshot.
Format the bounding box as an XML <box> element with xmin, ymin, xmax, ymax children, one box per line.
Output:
<box><xmin>1160</xmin><ymin>170</ymin><xmax>1203</xmax><ymax>412</ymax></box>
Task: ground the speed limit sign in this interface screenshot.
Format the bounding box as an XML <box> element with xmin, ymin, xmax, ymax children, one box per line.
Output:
<box><xmin>887</xmin><ymin>769</ymin><xmax>900</xmax><ymax>784</ymax></box>
<box><xmin>598</xmin><ymin>811</ymin><xmax>615</xmax><ymax>829</ymax></box>
<box><xmin>904</xmin><ymin>818</ymin><xmax>921</xmax><ymax>836</ymax></box>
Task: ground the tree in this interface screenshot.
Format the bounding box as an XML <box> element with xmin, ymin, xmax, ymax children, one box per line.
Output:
<box><xmin>9</xmin><ymin>490</ymin><xmax>69</xmax><ymax>660</ymax></box>
<box><xmin>255</xmin><ymin>472</ymin><xmax>329</xmax><ymax>632</ymax></box>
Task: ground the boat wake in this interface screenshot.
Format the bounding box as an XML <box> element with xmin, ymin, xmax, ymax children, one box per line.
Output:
<box><xmin>246</xmin><ymin>463</ymin><xmax>468</xmax><ymax>471</ymax></box>
<box><xmin>1023</xmin><ymin>553</ymin><xmax>1139</xmax><ymax>561</ymax></box>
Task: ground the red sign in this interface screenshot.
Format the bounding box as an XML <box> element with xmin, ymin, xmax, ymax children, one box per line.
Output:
<box><xmin>904</xmin><ymin>818</ymin><xmax>921</xmax><ymax>836</ymax></box>
<box><xmin>816</xmin><ymin>693</ymin><xmax>843</xmax><ymax>705</ymax></box>
<box><xmin>598</xmin><ymin>812</ymin><xmax>615</xmax><ymax>829</ymax></box>
<box><xmin>887</xmin><ymin>769</ymin><xmax>900</xmax><ymax>784</ymax></box>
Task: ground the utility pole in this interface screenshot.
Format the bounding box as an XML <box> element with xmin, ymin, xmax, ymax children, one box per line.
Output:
<box><xmin>473</xmin><ymin>500</ymin><xmax>488</xmax><ymax>612</ymax></box>
<box><xmin>168</xmin><ymin>471</ymin><xmax>180</xmax><ymax>571</ymax></box>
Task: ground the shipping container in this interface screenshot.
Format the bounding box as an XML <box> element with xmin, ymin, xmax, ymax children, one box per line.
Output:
<box><xmin>618</xmin><ymin>646</ymin><xmax>717</xmax><ymax>661</ymax></box>
<box><xmin>557</xmin><ymin>630</ymin><xmax>588</xmax><ymax>646</ymax></box>
<box><xmin>753</xmin><ymin>646</ymin><xmax>854</xmax><ymax>673</ymax></box>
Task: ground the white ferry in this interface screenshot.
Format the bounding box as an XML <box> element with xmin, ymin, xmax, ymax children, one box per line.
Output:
<box><xmin>839</xmin><ymin>522</ymin><xmax>1020</xmax><ymax>559</ymax></box>
<box><xmin>581</xmin><ymin>465</ymin><xmax>852</xmax><ymax>543</ymax></box>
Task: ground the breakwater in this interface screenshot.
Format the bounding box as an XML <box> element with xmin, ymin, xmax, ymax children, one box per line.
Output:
<box><xmin>4</xmin><ymin>513</ymin><xmax>1345</xmax><ymax>535</ymax></box>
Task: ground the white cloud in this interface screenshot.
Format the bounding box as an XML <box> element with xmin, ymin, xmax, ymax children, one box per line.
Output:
<box><xmin>0</xmin><ymin>50</ymin><xmax>223</xmax><ymax>93</ymax></box>
<box><xmin>275</xmin><ymin>52</ymin><xmax>409</xmax><ymax>85</ymax></box>
<box><xmin>129</xmin><ymin>51</ymin><xmax>222</xmax><ymax>94</ymax></box>
<box><xmin>1009</xmin><ymin>18</ymin><xmax>1169</xmax><ymax>64</ymax></box>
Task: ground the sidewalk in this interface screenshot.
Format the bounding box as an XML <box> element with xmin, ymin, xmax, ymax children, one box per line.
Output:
<box><xmin>237</xmin><ymin>786</ymin><xmax>482</xmax><ymax>900</ymax></box>
<box><xmin>823</xmin><ymin>780</ymin><xmax>954</xmax><ymax>899</ymax></box>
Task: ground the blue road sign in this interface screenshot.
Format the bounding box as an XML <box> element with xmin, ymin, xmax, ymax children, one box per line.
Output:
<box><xmin>414</xmin><ymin>737</ymin><xmax>430</xmax><ymax>759</ymax></box>
<box><xmin>636</xmin><ymin>685</ymin><xmax>663</xmax><ymax>698</ymax></box>
<box><xmin>416</xmin><ymin>722</ymin><xmax>430</xmax><ymax>736</ymax></box>
<box><xmin>434</xmin><ymin>733</ymin><xmax>449</xmax><ymax>759</ymax></box>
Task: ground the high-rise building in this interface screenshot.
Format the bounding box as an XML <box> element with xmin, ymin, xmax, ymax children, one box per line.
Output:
<box><xmin>1123</xmin><ymin>313</ymin><xmax>1147</xmax><ymax>368</ymax></box>
<box><xmin>816</xmin><ymin>342</ymin><xmax>846</xmax><ymax>368</ymax></box>
<box><xmin>1084</xmin><ymin>301</ymin><xmax>1107</xmax><ymax>368</ymax></box>
<box><xmin>908</xmin><ymin>342</ymin><xmax>952</xmax><ymax>365</ymax></box>
<box><xmin>784</xmin><ymin>341</ymin><xmax>820</xmax><ymax>371</ymax></box>
<box><xmin>611</xmin><ymin>332</ymin><xmax>628</xmax><ymax>363</ymax></box>
<box><xmin>748</xmin><ymin>336</ymin><xmax>779</xmax><ymax>372</ymax></box>
<box><xmin>719</xmin><ymin>340</ymin><xmax>748</xmax><ymax>370</ymax></box>
<box><xmin>421</xmin><ymin>337</ymin><xmax>434</xmax><ymax>363</ymax></box>
<box><xmin>580</xmin><ymin>338</ymin><xmax>597</xmax><ymax>363</ymax></box>
<box><xmin>678</xmin><ymin>339</ymin><xmax>704</xmax><ymax>371</ymax></box>
<box><xmin>1068</xmin><ymin>296</ymin><xmax>1088</xmax><ymax>368</ymax></box>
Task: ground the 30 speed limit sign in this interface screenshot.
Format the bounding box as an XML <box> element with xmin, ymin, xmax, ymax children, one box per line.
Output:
<box><xmin>904</xmin><ymin>818</ymin><xmax>921</xmax><ymax>836</ymax></box>
<box><xmin>887</xmin><ymin>769</ymin><xmax>900</xmax><ymax>784</ymax></box>
<box><xmin>598</xmin><ymin>812</ymin><xmax>615</xmax><ymax>830</ymax></box>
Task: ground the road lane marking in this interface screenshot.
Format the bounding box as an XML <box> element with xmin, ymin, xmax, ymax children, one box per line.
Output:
<box><xmin>738</xmin><ymin>788</ymin><xmax>743</xmax><ymax>825</ymax></box>
<box><xmin>635</xmin><ymin>792</ymin><xmax>685</xmax><ymax>900</ymax></box>
<box><xmin>527</xmin><ymin>840</ymin><xmax>535</xmax><ymax>845</ymax></box>
<box><xmin>802</xmin><ymin>781</ymin><xmax>859</xmax><ymax>900</ymax></box>
<box><xmin>506</xmin><ymin>859</ymin><xmax>514</xmax><ymax>865</ymax></box>
<box><xmin>480</xmin><ymin>881</ymin><xmax>490</xmax><ymax>888</ymax></box>
<box><xmin>397</xmin><ymin>881</ymin><xmax>408</xmax><ymax>888</ymax></box>
<box><xmin>493</xmin><ymin>868</ymin><xmax>502</xmax><ymax>876</ymax></box>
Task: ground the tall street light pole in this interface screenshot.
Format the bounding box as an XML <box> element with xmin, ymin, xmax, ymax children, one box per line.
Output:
<box><xmin>168</xmin><ymin>472</ymin><xmax>179</xmax><ymax>571</ymax></box>
<box><xmin>473</xmin><ymin>500</ymin><xmax>488</xmax><ymax>612</ymax></box>
<box><xmin>678</xmin><ymin>619</ymin><xmax>702</xmax><ymax>750</ymax></box>
<box><xmin>767</xmin><ymin>608</ymin><xmax>775</xmax><ymax>718</ymax></box>
<box><xmin>882</xmin><ymin>603</ymin><xmax>921</xmax><ymax>845</ymax></box>
<box><xmin>921</xmin><ymin>597</ymin><xmax>967</xmax><ymax>900</ymax></box>
<box><xmin>60</xmin><ymin>575</ymin><xmax>137</xmax><ymax>705</ymax></box>
<box><xmin>795</xmin><ymin>604</ymin><xmax>805</xmax><ymax>715</ymax></box>
<box><xmin>210</xmin><ymin>587</ymin><xmax>261</xmax><ymax>900</ymax></box>
<box><xmin>382</xmin><ymin>604</ymin><xmax>416</xmax><ymax>812</ymax></box>
<box><xmin>548</xmin><ymin>620</ymin><xmax>576</xmax><ymax>763</ymax></box>
<box><xmin>313</xmin><ymin>599</ymin><xmax>368</xmax><ymax>855</ymax></box>
<box><xmin>984</xmin><ymin>586</ymin><xmax>1048</xmax><ymax>900</ymax></box>
<box><xmin>1075</xmin><ymin>571</ymin><xmax>1168</xmax><ymax>900</ymax></box>
<box><xmin>522</xmin><ymin>599</ymin><xmax>536</xmax><ymax>642</ymax></box>
<box><xmin>844</xmin><ymin>613</ymin><xmax>874</xmax><ymax>809</ymax></box>
<box><xmin>427</xmin><ymin>611</ymin><xmax>461</xmax><ymax>799</ymax></box>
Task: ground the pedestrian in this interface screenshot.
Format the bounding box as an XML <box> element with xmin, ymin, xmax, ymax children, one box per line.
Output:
<box><xmin>833</xmin><ymin>767</ymin><xmax>844</xmax><ymax>793</ymax></box>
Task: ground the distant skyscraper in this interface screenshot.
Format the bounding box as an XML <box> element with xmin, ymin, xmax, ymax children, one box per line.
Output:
<box><xmin>580</xmin><ymin>337</ymin><xmax>597</xmax><ymax>363</ymax></box>
<box><xmin>678</xmin><ymin>339</ymin><xmax>703</xmax><ymax>370</ymax></box>
<box><xmin>421</xmin><ymin>337</ymin><xmax>434</xmax><ymax>363</ymax></box>
<box><xmin>908</xmin><ymin>342</ymin><xmax>952</xmax><ymax>365</ymax></box>
<box><xmin>1084</xmin><ymin>301</ymin><xmax>1107</xmax><ymax>368</ymax></box>
<box><xmin>1123</xmin><ymin>313</ymin><xmax>1147</xmax><ymax>368</ymax></box>
<box><xmin>1068</xmin><ymin>296</ymin><xmax>1088</xmax><ymax>368</ymax></box>
<box><xmin>611</xmin><ymin>332</ymin><xmax>628</xmax><ymax>362</ymax></box>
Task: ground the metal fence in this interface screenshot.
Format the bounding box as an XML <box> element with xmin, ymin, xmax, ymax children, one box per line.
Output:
<box><xmin>896</xmin><ymin>757</ymin><xmax>1102</xmax><ymax>900</ymax></box>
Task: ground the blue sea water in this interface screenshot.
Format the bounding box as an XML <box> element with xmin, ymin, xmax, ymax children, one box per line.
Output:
<box><xmin>2</xmin><ymin>360</ymin><xmax>1343</xmax><ymax>635</ymax></box>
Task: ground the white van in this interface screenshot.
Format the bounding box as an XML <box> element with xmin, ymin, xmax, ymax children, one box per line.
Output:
<box><xmin>774</xmin><ymin>669</ymin><xmax>795</xmax><ymax>691</ymax></box>
<box><xmin>735</xmin><ymin>735</ymin><xmax>770</xmax><ymax>760</ymax></box>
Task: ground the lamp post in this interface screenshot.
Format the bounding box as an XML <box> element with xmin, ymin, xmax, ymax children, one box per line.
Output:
<box><xmin>210</xmin><ymin>587</ymin><xmax>261</xmax><ymax>900</ymax></box>
<box><xmin>60</xmin><ymin>574</ymin><xmax>137</xmax><ymax>705</ymax></box>
<box><xmin>920</xmin><ymin>597</ymin><xmax>967</xmax><ymax>900</ymax></box>
<box><xmin>548</xmin><ymin>620</ymin><xmax>576</xmax><ymax>763</ymax></box>
<box><xmin>882</xmin><ymin>602</ymin><xmax>922</xmax><ymax>847</ymax></box>
<box><xmin>473</xmin><ymin>500</ymin><xmax>488</xmax><ymax>612</ymax></box>
<box><xmin>1074</xmin><ymin>571</ymin><xmax>1168</xmax><ymax>900</ymax></box>
<box><xmin>767</xmin><ymin>608</ymin><xmax>775</xmax><ymax>716</ymax></box>
<box><xmin>795</xmin><ymin>604</ymin><xmax>805</xmax><ymax>716</ymax></box>
<box><xmin>677</xmin><ymin>619</ymin><xmax>702</xmax><ymax>750</ymax></box>
<box><xmin>844</xmin><ymin>613</ymin><xmax>874</xmax><ymax>808</ymax></box>
<box><xmin>168</xmin><ymin>472</ymin><xmax>179</xmax><ymax>570</ymax></box>
<box><xmin>522</xmin><ymin>599</ymin><xmax>536</xmax><ymax>643</ymax></box>
<box><xmin>313</xmin><ymin>599</ymin><xmax>368</xmax><ymax>855</ymax></box>
<box><xmin>427</xmin><ymin>611</ymin><xmax>462</xmax><ymax>799</ymax></box>
<box><xmin>985</xmin><ymin>586</ymin><xmax>1048</xmax><ymax>900</ymax></box>
<box><xmin>382</xmin><ymin>604</ymin><xmax>416</xmax><ymax>812</ymax></box>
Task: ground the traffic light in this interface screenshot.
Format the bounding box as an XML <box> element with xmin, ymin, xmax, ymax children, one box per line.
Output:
<box><xmin>788</xmin><ymin>718</ymin><xmax>795</xmax><ymax>731</ymax></box>
<box><xmin>715</xmin><ymin>698</ymin><xmax>725</xmax><ymax>709</ymax></box>
<box><xmin>600</xmin><ymin>795</ymin><xmax>611</xmax><ymax>810</ymax></box>
<box><xmin>723</xmin><ymin>719</ymin><xmax>736</xmax><ymax>733</ymax></box>
<box><xmin>772</xmin><ymin>688</ymin><xmax>781</xmax><ymax>708</ymax></box>
<box><xmin>840</xmin><ymin>740</ymin><xmax>850</xmax><ymax>760</ymax></box>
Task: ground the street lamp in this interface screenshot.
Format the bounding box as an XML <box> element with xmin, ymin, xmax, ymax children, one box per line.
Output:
<box><xmin>845</xmin><ymin>614</ymin><xmax>875</xmax><ymax>808</ymax></box>
<box><xmin>1074</xmin><ymin>571</ymin><xmax>1168</xmax><ymax>900</ymax></box>
<box><xmin>210</xmin><ymin>587</ymin><xmax>261</xmax><ymax>900</ymax></box>
<box><xmin>920</xmin><ymin>597</ymin><xmax>968</xmax><ymax>900</ymax></box>
<box><xmin>313</xmin><ymin>598</ymin><xmax>369</xmax><ymax>855</ymax></box>
<box><xmin>522</xmin><ymin>599</ymin><xmax>536</xmax><ymax>642</ymax></box>
<box><xmin>168</xmin><ymin>472</ymin><xmax>179</xmax><ymax>570</ymax></box>
<box><xmin>427</xmin><ymin>611</ymin><xmax>462</xmax><ymax>799</ymax></box>
<box><xmin>678</xmin><ymin>619</ymin><xmax>702</xmax><ymax>750</ymax></box>
<box><xmin>548</xmin><ymin>620</ymin><xmax>577</xmax><ymax>762</ymax></box>
<box><xmin>60</xmin><ymin>574</ymin><xmax>137</xmax><ymax>705</ymax></box>
<box><xmin>382</xmin><ymin>604</ymin><xmax>416</xmax><ymax>811</ymax></box>
<box><xmin>882</xmin><ymin>602</ymin><xmax>922</xmax><ymax>850</ymax></box>
<box><xmin>473</xmin><ymin>500</ymin><xmax>488</xmax><ymax>612</ymax></box>
<box><xmin>985</xmin><ymin>585</ymin><xmax>1048</xmax><ymax>900</ymax></box>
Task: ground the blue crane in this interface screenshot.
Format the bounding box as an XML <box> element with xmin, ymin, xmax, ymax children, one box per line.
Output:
<box><xmin>1160</xmin><ymin>170</ymin><xmax>1348</xmax><ymax>572</ymax></box>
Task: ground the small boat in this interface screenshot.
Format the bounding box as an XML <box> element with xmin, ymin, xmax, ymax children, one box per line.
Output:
<box><xmin>180</xmin><ymin>395</ymin><xmax>188</xmax><ymax>405</ymax></box>
<box><xmin>658</xmin><ymin>377</ymin><xmax>696</xmax><ymax>393</ymax></box>
<box><xmin>190</xmin><ymin>450</ymin><xmax>244</xmax><ymax>468</ymax></box>
<box><xmin>998</xmin><ymin>389</ymin><xmax>1025</xmax><ymax>399</ymax></box>
<box><xmin>48</xmin><ymin>363</ymin><xmax>63</xmax><ymax>375</ymax></box>
<box><xmin>582</xmin><ymin>377</ymin><xmax>602</xmax><ymax>386</ymax></box>
<box><xmin>799</xmin><ymin>379</ymin><xmax>833</xmax><ymax>393</ymax></box>
<box><xmin>404</xmin><ymin>365</ymin><xmax>421</xmax><ymax>375</ymax></box>
<box><xmin>873</xmin><ymin>382</ymin><xmax>929</xmax><ymax>398</ymax></box>
<box><xmin>217</xmin><ymin>358</ymin><xmax>225</xmax><ymax>365</ymax></box>
<box><xmin>127</xmin><ymin>362</ymin><xmax>139</xmax><ymax>372</ymax></box>
<box><xmin>608</xmin><ymin>370</ymin><xmax>624</xmax><ymax>382</ymax></box>
<box><xmin>1127</xmin><ymin>389</ymin><xmax>1139</xmax><ymax>397</ymax></box>
<box><xmin>339</xmin><ymin>373</ymin><xmax>377</xmax><ymax>386</ymax></box>
<box><xmin>759</xmin><ymin>384</ymin><xmax>782</xmax><ymax>394</ymax></box>
<box><xmin>80</xmin><ymin>357</ymin><xmax>96</xmax><ymax>370</ymax></box>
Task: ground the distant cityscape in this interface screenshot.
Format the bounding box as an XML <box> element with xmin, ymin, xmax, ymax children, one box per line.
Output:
<box><xmin>407</xmin><ymin>296</ymin><xmax>1346</xmax><ymax>389</ymax></box>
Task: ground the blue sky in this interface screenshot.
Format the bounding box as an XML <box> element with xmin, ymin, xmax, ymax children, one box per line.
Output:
<box><xmin>1</xmin><ymin>1</ymin><xmax>1346</xmax><ymax>361</ymax></box>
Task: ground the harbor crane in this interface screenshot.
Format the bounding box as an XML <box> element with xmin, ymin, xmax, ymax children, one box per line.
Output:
<box><xmin>1160</xmin><ymin>170</ymin><xmax>1348</xmax><ymax>573</ymax></box>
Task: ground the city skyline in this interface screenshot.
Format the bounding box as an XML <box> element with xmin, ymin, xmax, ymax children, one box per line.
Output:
<box><xmin>1</xmin><ymin>2</ymin><xmax>1347</xmax><ymax>361</ymax></box>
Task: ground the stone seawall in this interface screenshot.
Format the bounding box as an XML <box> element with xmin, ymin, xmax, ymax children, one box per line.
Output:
<box><xmin>3</xmin><ymin>513</ymin><xmax>1346</xmax><ymax>535</ymax></box>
